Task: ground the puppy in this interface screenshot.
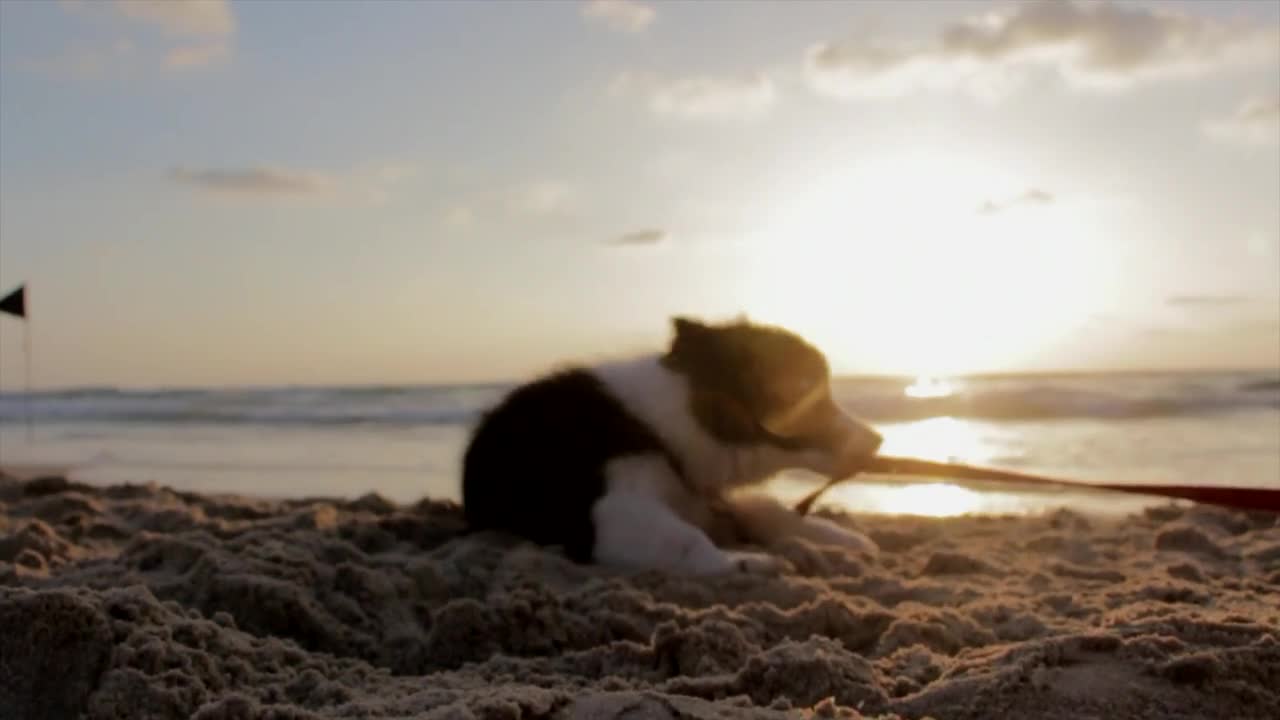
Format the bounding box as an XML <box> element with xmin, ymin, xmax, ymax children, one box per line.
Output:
<box><xmin>461</xmin><ymin>316</ymin><xmax>883</xmax><ymax>575</ymax></box>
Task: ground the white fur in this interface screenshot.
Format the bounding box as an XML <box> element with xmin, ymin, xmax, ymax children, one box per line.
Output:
<box><xmin>592</xmin><ymin>466</ymin><xmax>784</xmax><ymax>575</ymax></box>
<box><xmin>601</xmin><ymin>454</ymin><xmax>686</xmax><ymax>497</ymax></box>
<box><xmin>591</xmin><ymin>354</ymin><xmax>836</xmax><ymax>493</ymax></box>
<box><xmin>728</xmin><ymin>492</ymin><xmax>879</xmax><ymax>555</ymax></box>
<box><xmin>585</xmin><ymin>355</ymin><xmax>879</xmax><ymax>575</ymax></box>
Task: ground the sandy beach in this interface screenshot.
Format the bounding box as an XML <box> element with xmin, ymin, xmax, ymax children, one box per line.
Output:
<box><xmin>2</xmin><ymin>469</ymin><xmax>1278</xmax><ymax>719</ymax></box>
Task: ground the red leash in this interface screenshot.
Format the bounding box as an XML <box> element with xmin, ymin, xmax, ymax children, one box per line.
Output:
<box><xmin>794</xmin><ymin>455</ymin><xmax>1280</xmax><ymax>515</ymax></box>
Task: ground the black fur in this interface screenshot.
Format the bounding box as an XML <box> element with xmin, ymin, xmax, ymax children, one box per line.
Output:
<box><xmin>461</xmin><ymin>368</ymin><xmax>682</xmax><ymax>562</ymax></box>
<box><xmin>663</xmin><ymin>316</ymin><xmax>842</xmax><ymax>453</ymax></box>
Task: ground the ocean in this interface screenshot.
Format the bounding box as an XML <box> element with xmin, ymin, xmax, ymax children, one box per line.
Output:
<box><xmin>2</xmin><ymin>371</ymin><xmax>1277</xmax><ymax>517</ymax></box>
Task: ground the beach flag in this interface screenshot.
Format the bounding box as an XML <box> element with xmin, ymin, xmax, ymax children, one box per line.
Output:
<box><xmin>1</xmin><ymin>283</ymin><xmax>33</xmax><ymax>441</ymax></box>
<box><xmin>0</xmin><ymin>284</ymin><xmax>23</xmax><ymax>319</ymax></box>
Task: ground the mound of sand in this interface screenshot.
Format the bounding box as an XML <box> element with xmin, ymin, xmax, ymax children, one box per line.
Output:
<box><xmin>2</xmin><ymin>471</ymin><xmax>1278</xmax><ymax>719</ymax></box>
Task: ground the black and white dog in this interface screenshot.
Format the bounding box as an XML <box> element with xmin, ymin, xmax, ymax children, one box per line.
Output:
<box><xmin>461</xmin><ymin>316</ymin><xmax>883</xmax><ymax>575</ymax></box>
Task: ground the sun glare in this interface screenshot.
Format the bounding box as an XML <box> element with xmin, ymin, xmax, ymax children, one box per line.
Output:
<box><xmin>742</xmin><ymin>148</ymin><xmax>1107</xmax><ymax>376</ymax></box>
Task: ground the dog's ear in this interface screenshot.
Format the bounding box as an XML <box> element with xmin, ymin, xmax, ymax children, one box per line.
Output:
<box><xmin>672</xmin><ymin>316</ymin><xmax>709</xmax><ymax>340</ymax></box>
<box><xmin>667</xmin><ymin>316</ymin><xmax>719</xmax><ymax>372</ymax></box>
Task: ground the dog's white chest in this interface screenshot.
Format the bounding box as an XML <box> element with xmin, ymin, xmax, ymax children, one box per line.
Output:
<box><xmin>591</xmin><ymin>355</ymin><xmax>736</xmax><ymax>493</ymax></box>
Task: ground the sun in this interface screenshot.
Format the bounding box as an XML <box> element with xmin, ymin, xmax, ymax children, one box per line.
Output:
<box><xmin>739</xmin><ymin>147</ymin><xmax>1107</xmax><ymax>376</ymax></box>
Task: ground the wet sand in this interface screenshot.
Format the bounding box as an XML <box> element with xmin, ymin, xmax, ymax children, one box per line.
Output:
<box><xmin>2</xmin><ymin>469</ymin><xmax>1278</xmax><ymax>719</ymax></box>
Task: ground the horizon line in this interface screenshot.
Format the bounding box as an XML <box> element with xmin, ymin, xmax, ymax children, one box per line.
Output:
<box><xmin>2</xmin><ymin>365</ymin><xmax>1278</xmax><ymax>395</ymax></box>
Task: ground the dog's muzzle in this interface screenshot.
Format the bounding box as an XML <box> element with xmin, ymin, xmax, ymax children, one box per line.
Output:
<box><xmin>826</xmin><ymin>416</ymin><xmax>883</xmax><ymax>478</ymax></box>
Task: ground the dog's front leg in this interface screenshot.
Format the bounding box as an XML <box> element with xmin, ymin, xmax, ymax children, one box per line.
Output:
<box><xmin>727</xmin><ymin>492</ymin><xmax>879</xmax><ymax>555</ymax></box>
<box><xmin>591</xmin><ymin>455</ymin><xmax>784</xmax><ymax>575</ymax></box>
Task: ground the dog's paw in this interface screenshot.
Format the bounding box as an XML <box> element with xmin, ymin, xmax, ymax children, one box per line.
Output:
<box><xmin>724</xmin><ymin>550</ymin><xmax>789</xmax><ymax>575</ymax></box>
<box><xmin>801</xmin><ymin>516</ymin><xmax>880</xmax><ymax>555</ymax></box>
<box><xmin>679</xmin><ymin>542</ymin><xmax>791</xmax><ymax>576</ymax></box>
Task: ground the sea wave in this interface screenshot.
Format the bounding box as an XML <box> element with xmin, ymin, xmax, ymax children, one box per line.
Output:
<box><xmin>1</xmin><ymin>374</ymin><xmax>1276</xmax><ymax>427</ymax></box>
<box><xmin>835</xmin><ymin>380</ymin><xmax>1280</xmax><ymax>422</ymax></box>
<box><xmin>0</xmin><ymin>386</ymin><xmax>494</xmax><ymax>427</ymax></box>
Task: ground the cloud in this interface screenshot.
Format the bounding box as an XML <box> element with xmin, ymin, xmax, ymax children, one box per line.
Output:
<box><xmin>49</xmin><ymin>0</ymin><xmax>235</xmax><ymax>72</ymax></box>
<box><xmin>978</xmin><ymin>188</ymin><xmax>1054</xmax><ymax>214</ymax></box>
<box><xmin>581</xmin><ymin>0</ymin><xmax>654</xmax><ymax>34</ymax></box>
<box><xmin>607</xmin><ymin>229</ymin><xmax>668</xmax><ymax>246</ymax></box>
<box><xmin>111</xmin><ymin>0</ymin><xmax>234</xmax><ymax>37</ymax></box>
<box><xmin>1166</xmin><ymin>294</ymin><xmax>1253</xmax><ymax>308</ymax></box>
<box><xmin>169</xmin><ymin>162</ymin><xmax>414</xmax><ymax>203</ymax></box>
<box><xmin>806</xmin><ymin>0</ymin><xmax>1279</xmax><ymax>100</ymax></box>
<box><xmin>169</xmin><ymin>167</ymin><xmax>333</xmax><ymax>196</ymax></box>
<box><xmin>612</xmin><ymin>71</ymin><xmax>777</xmax><ymax>119</ymax></box>
<box><xmin>1205</xmin><ymin>95</ymin><xmax>1280</xmax><ymax>146</ymax></box>
<box><xmin>806</xmin><ymin>39</ymin><xmax>1012</xmax><ymax>100</ymax></box>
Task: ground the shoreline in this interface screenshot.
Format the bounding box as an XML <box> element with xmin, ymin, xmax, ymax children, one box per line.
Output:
<box><xmin>1</xmin><ymin>460</ymin><xmax>1196</xmax><ymax>520</ymax></box>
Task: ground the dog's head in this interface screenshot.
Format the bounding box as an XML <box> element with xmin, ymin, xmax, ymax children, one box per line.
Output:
<box><xmin>661</xmin><ymin>315</ymin><xmax>882</xmax><ymax>481</ymax></box>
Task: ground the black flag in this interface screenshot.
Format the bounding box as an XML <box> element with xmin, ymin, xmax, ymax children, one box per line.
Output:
<box><xmin>0</xmin><ymin>284</ymin><xmax>24</xmax><ymax>319</ymax></box>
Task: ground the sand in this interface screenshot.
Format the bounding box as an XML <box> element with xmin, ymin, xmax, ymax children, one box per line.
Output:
<box><xmin>2</xmin><ymin>470</ymin><xmax>1279</xmax><ymax>719</ymax></box>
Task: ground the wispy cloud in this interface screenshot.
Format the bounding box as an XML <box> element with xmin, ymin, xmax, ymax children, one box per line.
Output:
<box><xmin>978</xmin><ymin>188</ymin><xmax>1054</xmax><ymax>215</ymax></box>
<box><xmin>169</xmin><ymin>167</ymin><xmax>334</xmax><ymax>196</ymax></box>
<box><xmin>45</xmin><ymin>0</ymin><xmax>235</xmax><ymax>74</ymax></box>
<box><xmin>581</xmin><ymin>0</ymin><xmax>654</xmax><ymax>34</ymax></box>
<box><xmin>1166</xmin><ymin>294</ymin><xmax>1253</xmax><ymax>308</ymax></box>
<box><xmin>1205</xmin><ymin>95</ymin><xmax>1280</xmax><ymax>146</ymax></box>
<box><xmin>606</xmin><ymin>229</ymin><xmax>668</xmax><ymax>246</ymax></box>
<box><xmin>806</xmin><ymin>1</ymin><xmax>1279</xmax><ymax>100</ymax></box>
<box><xmin>612</xmin><ymin>71</ymin><xmax>777</xmax><ymax>120</ymax></box>
<box><xmin>169</xmin><ymin>162</ymin><xmax>415</xmax><ymax>204</ymax></box>
<box><xmin>111</xmin><ymin>0</ymin><xmax>234</xmax><ymax>37</ymax></box>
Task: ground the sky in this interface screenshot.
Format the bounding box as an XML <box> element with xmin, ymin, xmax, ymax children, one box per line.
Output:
<box><xmin>0</xmin><ymin>0</ymin><xmax>1278</xmax><ymax>390</ymax></box>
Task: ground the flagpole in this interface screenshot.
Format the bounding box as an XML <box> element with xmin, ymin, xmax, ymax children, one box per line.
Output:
<box><xmin>24</xmin><ymin>304</ymin><xmax>32</xmax><ymax>443</ymax></box>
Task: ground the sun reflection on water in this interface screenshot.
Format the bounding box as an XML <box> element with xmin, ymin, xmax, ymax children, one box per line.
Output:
<box><xmin>844</xmin><ymin>482</ymin><xmax>986</xmax><ymax>517</ymax></box>
<box><xmin>763</xmin><ymin>374</ymin><xmax>1183</xmax><ymax>518</ymax></box>
<box><xmin>878</xmin><ymin>416</ymin><xmax>996</xmax><ymax>466</ymax></box>
<box><xmin>904</xmin><ymin>375</ymin><xmax>956</xmax><ymax>399</ymax></box>
<box><xmin>770</xmin><ymin>378</ymin><xmax>1034</xmax><ymax>517</ymax></box>
<box><xmin>765</xmin><ymin>474</ymin><xmax>1048</xmax><ymax>518</ymax></box>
